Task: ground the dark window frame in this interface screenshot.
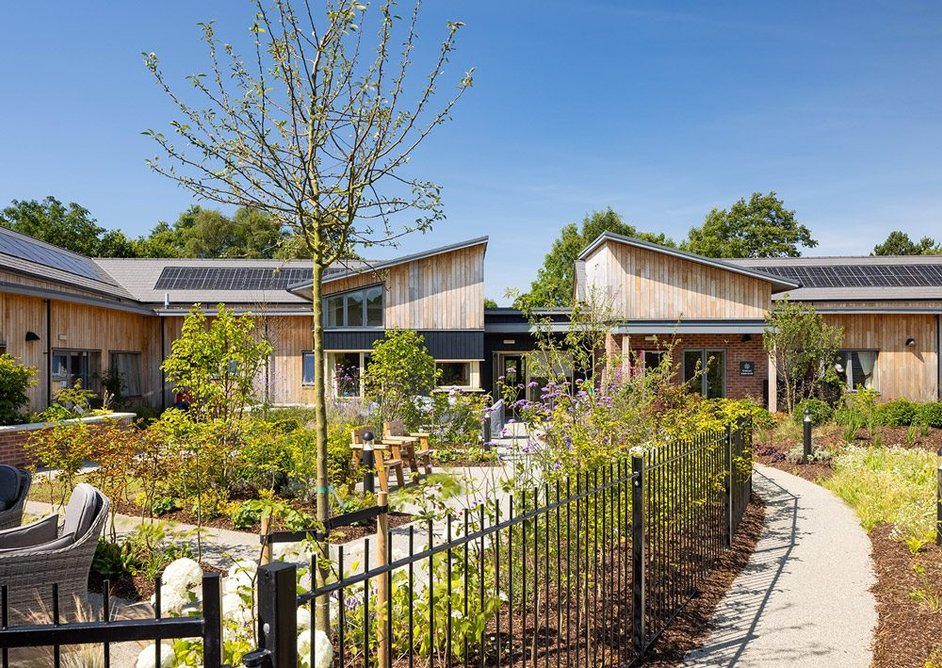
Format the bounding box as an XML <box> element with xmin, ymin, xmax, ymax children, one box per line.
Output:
<box><xmin>322</xmin><ymin>284</ymin><xmax>385</xmax><ymax>329</ymax></box>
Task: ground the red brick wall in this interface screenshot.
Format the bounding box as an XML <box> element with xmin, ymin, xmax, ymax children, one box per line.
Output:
<box><xmin>0</xmin><ymin>413</ymin><xmax>135</xmax><ymax>468</ymax></box>
<box><xmin>621</xmin><ymin>333</ymin><xmax>768</xmax><ymax>402</ymax></box>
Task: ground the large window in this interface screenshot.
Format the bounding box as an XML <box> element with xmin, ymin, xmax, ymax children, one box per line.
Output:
<box><xmin>683</xmin><ymin>349</ymin><xmax>726</xmax><ymax>398</ymax></box>
<box><xmin>110</xmin><ymin>351</ymin><xmax>142</xmax><ymax>397</ymax></box>
<box><xmin>836</xmin><ymin>350</ymin><xmax>878</xmax><ymax>391</ymax></box>
<box><xmin>51</xmin><ymin>349</ymin><xmax>100</xmax><ymax>394</ymax></box>
<box><xmin>302</xmin><ymin>351</ymin><xmax>372</xmax><ymax>397</ymax></box>
<box><xmin>437</xmin><ymin>361</ymin><xmax>473</xmax><ymax>388</ymax></box>
<box><xmin>323</xmin><ymin>285</ymin><xmax>384</xmax><ymax>328</ymax></box>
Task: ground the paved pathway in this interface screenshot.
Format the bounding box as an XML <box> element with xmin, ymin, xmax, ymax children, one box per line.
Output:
<box><xmin>685</xmin><ymin>464</ymin><xmax>877</xmax><ymax>667</ymax></box>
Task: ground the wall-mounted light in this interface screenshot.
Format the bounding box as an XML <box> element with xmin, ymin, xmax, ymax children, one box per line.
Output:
<box><xmin>24</xmin><ymin>331</ymin><xmax>39</xmax><ymax>342</ymax></box>
<box><xmin>905</xmin><ymin>337</ymin><xmax>916</xmax><ymax>347</ymax></box>
<box><xmin>741</xmin><ymin>334</ymin><xmax>752</xmax><ymax>343</ymax></box>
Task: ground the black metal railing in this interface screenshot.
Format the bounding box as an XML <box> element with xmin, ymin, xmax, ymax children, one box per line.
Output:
<box><xmin>249</xmin><ymin>420</ymin><xmax>754</xmax><ymax>668</ymax></box>
<box><xmin>0</xmin><ymin>573</ymin><xmax>225</xmax><ymax>668</ymax></box>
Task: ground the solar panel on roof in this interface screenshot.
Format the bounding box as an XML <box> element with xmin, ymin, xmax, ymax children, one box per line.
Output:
<box><xmin>748</xmin><ymin>263</ymin><xmax>942</xmax><ymax>289</ymax></box>
<box><xmin>0</xmin><ymin>229</ymin><xmax>110</xmax><ymax>282</ymax></box>
<box><xmin>155</xmin><ymin>266</ymin><xmax>313</xmax><ymax>291</ymax></box>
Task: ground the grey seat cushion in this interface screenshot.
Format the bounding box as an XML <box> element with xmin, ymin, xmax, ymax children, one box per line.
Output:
<box><xmin>0</xmin><ymin>466</ymin><xmax>21</xmax><ymax>509</ymax></box>
<box><xmin>0</xmin><ymin>532</ymin><xmax>76</xmax><ymax>555</ymax></box>
<box><xmin>61</xmin><ymin>483</ymin><xmax>102</xmax><ymax>539</ymax></box>
<box><xmin>0</xmin><ymin>513</ymin><xmax>59</xmax><ymax>549</ymax></box>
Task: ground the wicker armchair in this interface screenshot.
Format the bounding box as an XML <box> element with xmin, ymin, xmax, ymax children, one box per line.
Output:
<box><xmin>0</xmin><ymin>466</ymin><xmax>31</xmax><ymax>531</ymax></box>
<box><xmin>0</xmin><ymin>483</ymin><xmax>109</xmax><ymax>622</ymax></box>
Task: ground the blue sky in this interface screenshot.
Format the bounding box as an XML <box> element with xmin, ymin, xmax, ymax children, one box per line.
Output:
<box><xmin>2</xmin><ymin>1</ymin><xmax>941</xmax><ymax>303</ymax></box>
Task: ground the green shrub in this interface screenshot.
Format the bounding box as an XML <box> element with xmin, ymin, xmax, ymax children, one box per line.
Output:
<box><xmin>228</xmin><ymin>500</ymin><xmax>263</xmax><ymax>529</ymax></box>
<box><xmin>0</xmin><ymin>354</ymin><xmax>34</xmax><ymax>426</ymax></box>
<box><xmin>706</xmin><ymin>398</ymin><xmax>775</xmax><ymax>430</ymax></box>
<box><xmin>918</xmin><ymin>402</ymin><xmax>942</xmax><ymax>429</ymax></box>
<box><xmin>877</xmin><ymin>399</ymin><xmax>918</xmax><ymax>427</ymax></box>
<box><xmin>793</xmin><ymin>398</ymin><xmax>833</xmax><ymax>425</ymax></box>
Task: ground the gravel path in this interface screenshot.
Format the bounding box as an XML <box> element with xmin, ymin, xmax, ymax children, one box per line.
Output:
<box><xmin>684</xmin><ymin>464</ymin><xmax>877</xmax><ymax>667</ymax></box>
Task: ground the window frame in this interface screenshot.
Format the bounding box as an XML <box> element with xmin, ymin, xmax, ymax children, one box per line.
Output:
<box><xmin>51</xmin><ymin>348</ymin><xmax>101</xmax><ymax>394</ymax></box>
<box><xmin>322</xmin><ymin>284</ymin><xmax>385</xmax><ymax>329</ymax></box>
<box><xmin>436</xmin><ymin>360</ymin><xmax>475</xmax><ymax>389</ymax></box>
<box><xmin>108</xmin><ymin>350</ymin><xmax>143</xmax><ymax>398</ymax></box>
<box><xmin>682</xmin><ymin>348</ymin><xmax>726</xmax><ymax>399</ymax></box>
<box><xmin>836</xmin><ymin>349</ymin><xmax>879</xmax><ymax>392</ymax></box>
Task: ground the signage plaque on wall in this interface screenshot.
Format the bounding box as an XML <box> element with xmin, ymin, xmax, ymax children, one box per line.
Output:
<box><xmin>739</xmin><ymin>361</ymin><xmax>755</xmax><ymax>377</ymax></box>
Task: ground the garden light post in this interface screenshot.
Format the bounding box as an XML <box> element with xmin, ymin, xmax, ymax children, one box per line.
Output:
<box><xmin>803</xmin><ymin>406</ymin><xmax>812</xmax><ymax>462</ymax></box>
<box><xmin>362</xmin><ymin>431</ymin><xmax>376</xmax><ymax>495</ymax></box>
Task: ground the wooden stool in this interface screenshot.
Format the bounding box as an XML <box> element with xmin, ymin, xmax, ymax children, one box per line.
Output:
<box><xmin>384</xmin><ymin>421</ymin><xmax>433</xmax><ymax>482</ymax></box>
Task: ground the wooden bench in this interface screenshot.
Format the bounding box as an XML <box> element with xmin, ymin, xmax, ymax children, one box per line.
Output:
<box><xmin>383</xmin><ymin>420</ymin><xmax>434</xmax><ymax>483</ymax></box>
<box><xmin>350</xmin><ymin>427</ymin><xmax>404</xmax><ymax>494</ymax></box>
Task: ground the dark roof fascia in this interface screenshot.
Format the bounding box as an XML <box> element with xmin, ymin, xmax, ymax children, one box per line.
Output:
<box><xmin>0</xmin><ymin>280</ymin><xmax>156</xmax><ymax>316</ymax></box>
<box><xmin>577</xmin><ymin>232</ymin><xmax>800</xmax><ymax>293</ymax></box>
<box><xmin>155</xmin><ymin>307</ymin><xmax>313</xmax><ymax>317</ymax></box>
<box><xmin>286</xmin><ymin>236</ymin><xmax>489</xmax><ymax>296</ymax></box>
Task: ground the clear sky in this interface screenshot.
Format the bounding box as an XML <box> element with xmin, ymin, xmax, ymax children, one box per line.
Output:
<box><xmin>2</xmin><ymin>1</ymin><xmax>941</xmax><ymax>303</ymax></box>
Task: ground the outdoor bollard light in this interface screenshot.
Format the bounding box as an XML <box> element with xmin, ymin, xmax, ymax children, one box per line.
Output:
<box><xmin>803</xmin><ymin>406</ymin><xmax>812</xmax><ymax>462</ymax></box>
<box><xmin>362</xmin><ymin>430</ymin><xmax>376</xmax><ymax>495</ymax></box>
<box><xmin>937</xmin><ymin>446</ymin><xmax>942</xmax><ymax>546</ymax></box>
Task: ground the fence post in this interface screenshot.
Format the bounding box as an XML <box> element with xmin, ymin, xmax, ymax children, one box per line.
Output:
<box><xmin>724</xmin><ymin>424</ymin><xmax>733</xmax><ymax>548</ymax></box>
<box><xmin>631</xmin><ymin>453</ymin><xmax>645</xmax><ymax>657</ymax></box>
<box><xmin>803</xmin><ymin>407</ymin><xmax>813</xmax><ymax>462</ymax></box>
<box><xmin>937</xmin><ymin>447</ymin><xmax>942</xmax><ymax>546</ymax></box>
<box><xmin>376</xmin><ymin>491</ymin><xmax>390</xmax><ymax>667</ymax></box>
<box><xmin>202</xmin><ymin>573</ymin><xmax>224</xmax><ymax>668</ymax></box>
<box><xmin>260</xmin><ymin>514</ymin><xmax>272</xmax><ymax>566</ymax></box>
<box><xmin>257</xmin><ymin>562</ymin><xmax>298</xmax><ymax>668</ymax></box>
<box><xmin>362</xmin><ymin>431</ymin><xmax>376</xmax><ymax>494</ymax></box>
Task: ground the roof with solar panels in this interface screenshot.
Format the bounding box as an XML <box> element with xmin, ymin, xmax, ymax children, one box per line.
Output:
<box><xmin>726</xmin><ymin>255</ymin><xmax>942</xmax><ymax>301</ymax></box>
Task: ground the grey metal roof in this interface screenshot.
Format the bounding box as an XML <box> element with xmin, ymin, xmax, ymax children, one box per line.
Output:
<box><xmin>287</xmin><ymin>237</ymin><xmax>489</xmax><ymax>299</ymax></box>
<box><xmin>727</xmin><ymin>255</ymin><xmax>942</xmax><ymax>301</ymax></box>
<box><xmin>578</xmin><ymin>232</ymin><xmax>800</xmax><ymax>293</ymax></box>
<box><xmin>94</xmin><ymin>257</ymin><xmax>365</xmax><ymax>307</ymax></box>
<box><xmin>0</xmin><ymin>226</ymin><xmax>136</xmax><ymax>301</ymax></box>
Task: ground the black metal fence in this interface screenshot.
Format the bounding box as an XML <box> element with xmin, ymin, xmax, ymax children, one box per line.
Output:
<box><xmin>249</xmin><ymin>420</ymin><xmax>753</xmax><ymax>668</ymax></box>
<box><xmin>0</xmin><ymin>421</ymin><xmax>752</xmax><ymax>667</ymax></box>
<box><xmin>0</xmin><ymin>573</ymin><xmax>224</xmax><ymax>668</ymax></box>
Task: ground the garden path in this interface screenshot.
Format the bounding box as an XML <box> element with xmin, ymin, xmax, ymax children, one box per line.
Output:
<box><xmin>684</xmin><ymin>464</ymin><xmax>877</xmax><ymax>667</ymax></box>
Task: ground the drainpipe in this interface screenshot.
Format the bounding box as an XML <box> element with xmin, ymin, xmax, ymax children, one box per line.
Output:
<box><xmin>160</xmin><ymin>317</ymin><xmax>166</xmax><ymax>411</ymax></box>
<box><xmin>45</xmin><ymin>299</ymin><xmax>52</xmax><ymax>406</ymax></box>
<box><xmin>937</xmin><ymin>314</ymin><xmax>941</xmax><ymax>401</ymax></box>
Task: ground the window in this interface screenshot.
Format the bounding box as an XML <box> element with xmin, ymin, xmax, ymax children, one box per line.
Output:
<box><xmin>110</xmin><ymin>352</ymin><xmax>142</xmax><ymax>397</ymax></box>
<box><xmin>437</xmin><ymin>361</ymin><xmax>472</xmax><ymax>387</ymax></box>
<box><xmin>836</xmin><ymin>350</ymin><xmax>877</xmax><ymax>391</ymax></box>
<box><xmin>683</xmin><ymin>349</ymin><xmax>726</xmax><ymax>398</ymax></box>
<box><xmin>302</xmin><ymin>352</ymin><xmax>316</xmax><ymax>386</ymax></box>
<box><xmin>642</xmin><ymin>351</ymin><xmax>666</xmax><ymax>371</ymax></box>
<box><xmin>51</xmin><ymin>349</ymin><xmax>101</xmax><ymax>394</ymax></box>
<box><xmin>323</xmin><ymin>285</ymin><xmax>384</xmax><ymax>328</ymax></box>
<box><xmin>303</xmin><ymin>351</ymin><xmax>372</xmax><ymax>397</ymax></box>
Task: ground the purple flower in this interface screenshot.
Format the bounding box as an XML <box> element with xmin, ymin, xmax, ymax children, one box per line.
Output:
<box><xmin>553</xmin><ymin>460</ymin><xmax>562</xmax><ymax>471</ymax></box>
<box><xmin>527</xmin><ymin>381</ymin><xmax>539</xmax><ymax>388</ymax></box>
<box><xmin>563</xmin><ymin>435</ymin><xmax>573</xmax><ymax>449</ymax></box>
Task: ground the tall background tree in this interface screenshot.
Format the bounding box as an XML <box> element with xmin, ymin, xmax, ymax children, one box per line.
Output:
<box><xmin>516</xmin><ymin>208</ymin><xmax>674</xmax><ymax>308</ymax></box>
<box><xmin>872</xmin><ymin>230</ymin><xmax>939</xmax><ymax>256</ymax></box>
<box><xmin>0</xmin><ymin>196</ymin><xmax>139</xmax><ymax>257</ymax></box>
<box><xmin>683</xmin><ymin>191</ymin><xmax>816</xmax><ymax>258</ymax></box>
<box><xmin>143</xmin><ymin>0</ymin><xmax>471</xmax><ymax>627</ymax></box>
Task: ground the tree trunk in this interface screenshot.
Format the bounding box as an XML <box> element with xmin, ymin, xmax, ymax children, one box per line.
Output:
<box><xmin>311</xmin><ymin>259</ymin><xmax>331</xmax><ymax>632</ymax></box>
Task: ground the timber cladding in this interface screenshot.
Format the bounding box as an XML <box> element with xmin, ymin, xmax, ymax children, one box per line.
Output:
<box><xmin>584</xmin><ymin>241</ymin><xmax>772</xmax><ymax>320</ymax></box>
<box><xmin>323</xmin><ymin>243</ymin><xmax>485</xmax><ymax>330</ymax></box>
<box><xmin>824</xmin><ymin>313</ymin><xmax>939</xmax><ymax>402</ymax></box>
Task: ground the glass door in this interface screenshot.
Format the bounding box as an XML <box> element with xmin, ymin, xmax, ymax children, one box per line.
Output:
<box><xmin>683</xmin><ymin>349</ymin><xmax>726</xmax><ymax>398</ymax></box>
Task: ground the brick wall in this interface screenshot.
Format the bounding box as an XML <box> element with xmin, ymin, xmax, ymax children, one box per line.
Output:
<box><xmin>621</xmin><ymin>333</ymin><xmax>769</xmax><ymax>402</ymax></box>
<box><xmin>0</xmin><ymin>413</ymin><xmax>136</xmax><ymax>468</ymax></box>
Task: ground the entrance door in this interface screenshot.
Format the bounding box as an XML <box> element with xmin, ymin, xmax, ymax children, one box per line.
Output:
<box><xmin>683</xmin><ymin>349</ymin><xmax>726</xmax><ymax>398</ymax></box>
<box><xmin>495</xmin><ymin>354</ymin><xmax>525</xmax><ymax>403</ymax></box>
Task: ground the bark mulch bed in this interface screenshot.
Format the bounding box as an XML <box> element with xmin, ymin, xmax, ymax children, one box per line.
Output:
<box><xmin>869</xmin><ymin>524</ymin><xmax>942</xmax><ymax>668</ymax></box>
<box><xmin>642</xmin><ymin>497</ymin><xmax>766</xmax><ymax>666</ymax></box>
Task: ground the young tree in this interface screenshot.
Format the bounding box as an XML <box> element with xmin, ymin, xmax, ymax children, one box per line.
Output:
<box><xmin>364</xmin><ymin>329</ymin><xmax>439</xmax><ymax>430</ymax></box>
<box><xmin>684</xmin><ymin>192</ymin><xmax>816</xmax><ymax>258</ymax></box>
<box><xmin>872</xmin><ymin>230</ymin><xmax>939</xmax><ymax>256</ymax></box>
<box><xmin>517</xmin><ymin>208</ymin><xmax>674</xmax><ymax>308</ymax></box>
<box><xmin>764</xmin><ymin>298</ymin><xmax>843</xmax><ymax>413</ymax></box>
<box><xmin>144</xmin><ymin>1</ymin><xmax>470</xmax><ymax>628</ymax></box>
<box><xmin>162</xmin><ymin>305</ymin><xmax>273</xmax><ymax>423</ymax></box>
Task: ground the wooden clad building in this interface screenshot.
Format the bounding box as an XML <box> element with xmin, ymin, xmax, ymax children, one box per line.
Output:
<box><xmin>2</xmin><ymin>224</ymin><xmax>942</xmax><ymax>415</ymax></box>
